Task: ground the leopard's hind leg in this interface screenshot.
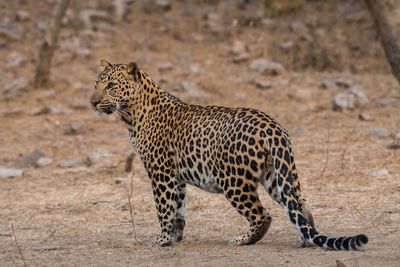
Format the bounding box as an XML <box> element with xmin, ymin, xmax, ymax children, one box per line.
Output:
<box><xmin>220</xmin><ymin>170</ymin><xmax>272</xmax><ymax>245</ymax></box>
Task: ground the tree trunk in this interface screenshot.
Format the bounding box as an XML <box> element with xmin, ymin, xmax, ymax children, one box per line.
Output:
<box><xmin>34</xmin><ymin>0</ymin><xmax>70</xmax><ymax>88</ymax></box>
<box><xmin>365</xmin><ymin>0</ymin><xmax>400</xmax><ymax>87</ymax></box>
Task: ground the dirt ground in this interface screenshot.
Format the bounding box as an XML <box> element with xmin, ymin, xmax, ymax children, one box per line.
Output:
<box><xmin>1</xmin><ymin>1</ymin><xmax>400</xmax><ymax>266</ymax></box>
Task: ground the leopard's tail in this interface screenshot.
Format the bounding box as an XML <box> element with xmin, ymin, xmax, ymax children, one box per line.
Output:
<box><xmin>271</xmin><ymin>141</ymin><xmax>368</xmax><ymax>250</ymax></box>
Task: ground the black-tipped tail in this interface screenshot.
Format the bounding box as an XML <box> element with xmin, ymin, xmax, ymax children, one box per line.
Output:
<box><xmin>312</xmin><ymin>233</ymin><xmax>368</xmax><ymax>251</ymax></box>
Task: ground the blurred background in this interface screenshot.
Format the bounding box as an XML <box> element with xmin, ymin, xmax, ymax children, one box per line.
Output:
<box><xmin>0</xmin><ymin>0</ymin><xmax>399</xmax><ymax>266</ymax></box>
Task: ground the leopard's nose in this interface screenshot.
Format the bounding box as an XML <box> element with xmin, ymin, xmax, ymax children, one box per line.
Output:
<box><xmin>90</xmin><ymin>97</ymin><xmax>100</xmax><ymax>107</ymax></box>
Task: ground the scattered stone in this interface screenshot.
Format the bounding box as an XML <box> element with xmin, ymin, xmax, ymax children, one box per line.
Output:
<box><xmin>16</xmin><ymin>10</ymin><xmax>31</xmax><ymax>21</ymax></box>
<box><xmin>79</xmin><ymin>9</ymin><xmax>112</xmax><ymax>29</ymax></box>
<box><xmin>49</xmin><ymin>104</ymin><xmax>70</xmax><ymax>114</ymax></box>
<box><xmin>231</xmin><ymin>39</ymin><xmax>247</xmax><ymax>55</ymax></box>
<box><xmin>59</xmin><ymin>159</ymin><xmax>86</xmax><ymax>168</ymax></box>
<box><xmin>289</xmin><ymin>21</ymin><xmax>308</xmax><ymax>33</ymax></box>
<box><xmin>232</xmin><ymin>53</ymin><xmax>250</xmax><ymax>63</ymax></box>
<box><xmin>358</xmin><ymin>113</ymin><xmax>374</xmax><ymax>121</ymax></box>
<box><xmin>254</xmin><ymin>80</ymin><xmax>272</xmax><ymax>90</ymax></box>
<box><xmin>180</xmin><ymin>81</ymin><xmax>201</xmax><ymax>96</ymax></box>
<box><xmin>142</xmin><ymin>0</ymin><xmax>171</xmax><ymax>12</ymax></box>
<box><xmin>157</xmin><ymin>62</ymin><xmax>173</xmax><ymax>71</ymax></box>
<box><xmin>5</xmin><ymin>52</ymin><xmax>25</xmax><ymax>69</ymax></box>
<box><xmin>189</xmin><ymin>63</ymin><xmax>200</xmax><ymax>74</ymax></box>
<box><xmin>115</xmin><ymin>176</ymin><xmax>128</xmax><ymax>184</ymax></box>
<box><xmin>320</xmin><ymin>79</ymin><xmax>337</xmax><ymax>90</ymax></box>
<box><xmin>87</xmin><ymin>148</ymin><xmax>113</xmax><ymax>165</ymax></box>
<box><xmin>63</xmin><ymin>121</ymin><xmax>84</xmax><ymax>135</ymax></box>
<box><xmin>334</xmin><ymin>77</ymin><xmax>353</xmax><ymax>88</ymax></box>
<box><xmin>1</xmin><ymin>108</ymin><xmax>22</xmax><ymax>116</ymax></box>
<box><xmin>4</xmin><ymin>78</ymin><xmax>29</xmax><ymax>100</ymax></box>
<box><xmin>155</xmin><ymin>0</ymin><xmax>171</xmax><ymax>10</ymax></box>
<box><xmin>369</xmin><ymin>127</ymin><xmax>390</xmax><ymax>138</ymax></box>
<box><xmin>250</xmin><ymin>59</ymin><xmax>284</xmax><ymax>75</ymax></box>
<box><xmin>395</xmin><ymin>132</ymin><xmax>400</xmax><ymax>140</ymax></box>
<box><xmin>332</xmin><ymin>85</ymin><xmax>368</xmax><ymax>111</ymax></box>
<box><xmin>0</xmin><ymin>23</ymin><xmax>24</xmax><ymax>41</ymax></box>
<box><xmin>370</xmin><ymin>169</ymin><xmax>389</xmax><ymax>177</ymax></box>
<box><xmin>332</xmin><ymin>92</ymin><xmax>355</xmax><ymax>110</ymax></box>
<box><xmin>279</xmin><ymin>40</ymin><xmax>294</xmax><ymax>52</ymax></box>
<box><xmin>36</xmin><ymin>21</ymin><xmax>47</xmax><ymax>33</ymax></box>
<box><xmin>69</xmin><ymin>98</ymin><xmax>88</xmax><ymax>110</ymax></box>
<box><xmin>61</xmin><ymin>37</ymin><xmax>91</xmax><ymax>57</ymax></box>
<box><xmin>36</xmin><ymin>157</ymin><xmax>53</xmax><ymax>167</ymax></box>
<box><xmin>376</xmin><ymin>96</ymin><xmax>397</xmax><ymax>107</ymax></box>
<box><xmin>291</xmin><ymin>89</ymin><xmax>313</xmax><ymax>100</ymax></box>
<box><xmin>278</xmin><ymin>79</ymin><xmax>289</xmax><ymax>87</ymax></box>
<box><xmin>40</xmin><ymin>91</ymin><xmax>55</xmax><ymax>99</ymax></box>
<box><xmin>0</xmin><ymin>168</ymin><xmax>24</xmax><ymax>178</ymax></box>
<box><xmin>16</xmin><ymin>149</ymin><xmax>46</xmax><ymax>168</ymax></box>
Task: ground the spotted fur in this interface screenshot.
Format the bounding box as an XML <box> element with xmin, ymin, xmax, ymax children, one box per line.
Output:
<box><xmin>91</xmin><ymin>60</ymin><xmax>368</xmax><ymax>250</ymax></box>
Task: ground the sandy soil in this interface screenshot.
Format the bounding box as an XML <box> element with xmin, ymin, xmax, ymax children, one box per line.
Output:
<box><xmin>1</xmin><ymin>1</ymin><xmax>400</xmax><ymax>266</ymax></box>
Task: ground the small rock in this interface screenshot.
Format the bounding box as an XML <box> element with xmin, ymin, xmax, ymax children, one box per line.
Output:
<box><xmin>332</xmin><ymin>85</ymin><xmax>368</xmax><ymax>111</ymax></box>
<box><xmin>1</xmin><ymin>108</ymin><xmax>22</xmax><ymax>116</ymax></box>
<box><xmin>395</xmin><ymin>132</ymin><xmax>400</xmax><ymax>140</ymax></box>
<box><xmin>279</xmin><ymin>40</ymin><xmax>294</xmax><ymax>52</ymax></box>
<box><xmin>334</xmin><ymin>77</ymin><xmax>353</xmax><ymax>88</ymax></box>
<box><xmin>0</xmin><ymin>23</ymin><xmax>24</xmax><ymax>41</ymax></box>
<box><xmin>180</xmin><ymin>81</ymin><xmax>201</xmax><ymax>96</ymax></box>
<box><xmin>232</xmin><ymin>52</ymin><xmax>250</xmax><ymax>63</ymax></box>
<box><xmin>358</xmin><ymin>113</ymin><xmax>374</xmax><ymax>121</ymax></box>
<box><xmin>349</xmin><ymin>85</ymin><xmax>368</xmax><ymax>107</ymax></box>
<box><xmin>87</xmin><ymin>148</ymin><xmax>113</xmax><ymax>165</ymax></box>
<box><xmin>5</xmin><ymin>52</ymin><xmax>25</xmax><ymax>69</ymax></box>
<box><xmin>320</xmin><ymin>79</ymin><xmax>337</xmax><ymax>90</ymax></box>
<box><xmin>250</xmin><ymin>59</ymin><xmax>284</xmax><ymax>75</ymax></box>
<box><xmin>63</xmin><ymin>121</ymin><xmax>84</xmax><ymax>135</ymax></box>
<box><xmin>16</xmin><ymin>10</ymin><xmax>31</xmax><ymax>21</ymax></box>
<box><xmin>0</xmin><ymin>168</ymin><xmax>24</xmax><ymax>178</ymax></box>
<box><xmin>189</xmin><ymin>63</ymin><xmax>200</xmax><ymax>74</ymax></box>
<box><xmin>369</xmin><ymin>127</ymin><xmax>390</xmax><ymax>138</ymax></box>
<box><xmin>31</xmin><ymin>106</ymin><xmax>50</xmax><ymax>116</ymax></box>
<box><xmin>115</xmin><ymin>176</ymin><xmax>128</xmax><ymax>184</ymax></box>
<box><xmin>59</xmin><ymin>159</ymin><xmax>86</xmax><ymax>168</ymax></box>
<box><xmin>157</xmin><ymin>62</ymin><xmax>173</xmax><ymax>71</ymax></box>
<box><xmin>376</xmin><ymin>96</ymin><xmax>396</xmax><ymax>107</ymax></box>
<box><xmin>16</xmin><ymin>149</ymin><xmax>46</xmax><ymax>168</ymax></box>
<box><xmin>289</xmin><ymin>21</ymin><xmax>308</xmax><ymax>33</ymax></box>
<box><xmin>69</xmin><ymin>98</ymin><xmax>88</xmax><ymax>110</ymax></box>
<box><xmin>332</xmin><ymin>92</ymin><xmax>354</xmax><ymax>110</ymax></box>
<box><xmin>231</xmin><ymin>39</ymin><xmax>247</xmax><ymax>55</ymax></box>
<box><xmin>41</xmin><ymin>90</ymin><xmax>56</xmax><ymax>98</ymax></box>
<box><xmin>4</xmin><ymin>78</ymin><xmax>29</xmax><ymax>100</ymax></box>
<box><xmin>291</xmin><ymin>89</ymin><xmax>313</xmax><ymax>100</ymax></box>
<box><xmin>49</xmin><ymin>104</ymin><xmax>70</xmax><ymax>114</ymax></box>
<box><xmin>370</xmin><ymin>169</ymin><xmax>389</xmax><ymax>177</ymax></box>
<box><xmin>79</xmin><ymin>9</ymin><xmax>112</xmax><ymax>29</ymax></box>
<box><xmin>142</xmin><ymin>0</ymin><xmax>171</xmax><ymax>12</ymax></box>
<box><xmin>36</xmin><ymin>157</ymin><xmax>53</xmax><ymax>167</ymax></box>
<box><xmin>254</xmin><ymin>80</ymin><xmax>272</xmax><ymax>90</ymax></box>
<box><xmin>155</xmin><ymin>0</ymin><xmax>171</xmax><ymax>10</ymax></box>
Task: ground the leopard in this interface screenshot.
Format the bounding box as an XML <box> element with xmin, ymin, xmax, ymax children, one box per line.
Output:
<box><xmin>90</xmin><ymin>60</ymin><xmax>368</xmax><ymax>250</ymax></box>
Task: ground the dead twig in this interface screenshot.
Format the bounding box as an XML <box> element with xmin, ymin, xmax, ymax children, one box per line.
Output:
<box><xmin>127</xmin><ymin>173</ymin><xmax>138</xmax><ymax>241</ymax></box>
<box><xmin>124</xmin><ymin>152</ymin><xmax>135</xmax><ymax>172</ymax></box>
<box><xmin>10</xmin><ymin>223</ymin><xmax>27</xmax><ymax>267</ymax></box>
<box><xmin>315</xmin><ymin>118</ymin><xmax>330</xmax><ymax>180</ymax></box>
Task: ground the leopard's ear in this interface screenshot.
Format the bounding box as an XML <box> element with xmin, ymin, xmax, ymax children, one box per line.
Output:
<box><xmin>126</xmin><ymin>62</ymin><xmax>140</xmax><ymax>82</ymax></box>
<box><xmin>100</xmin><ymin>59</ymin><xmax>111</xmax><ymax>68</ymax></box>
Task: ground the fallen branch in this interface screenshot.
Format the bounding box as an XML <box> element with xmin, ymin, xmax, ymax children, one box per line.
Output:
<box><xmin>127</xmin><ymin>173</ymin><xmax>138</xmax><ymax>241</ymax></box>
<box><xmin>315</xmin><ymin>118</ymin><xmax>330</xmax><ymax>180</ymax></box>
<box><xmin>10</xmin><ymin>223</ymin><xmax>27</xmax><ymax>267</ymax></box>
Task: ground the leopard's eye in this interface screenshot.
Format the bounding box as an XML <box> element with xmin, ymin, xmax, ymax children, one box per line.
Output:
<box><xmin>107</xmin><ymin>82</ymin><xmax>117</xmax><ymax>91</ymax></box>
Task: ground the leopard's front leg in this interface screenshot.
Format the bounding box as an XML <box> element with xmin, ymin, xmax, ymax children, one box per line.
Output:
<box><xmin>146</xmin><ymin>171</ymin><xmax>180</xmax><ymax>247</ymax></box>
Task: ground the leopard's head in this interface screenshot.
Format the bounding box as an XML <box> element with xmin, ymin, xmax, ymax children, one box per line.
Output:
<box><xmin>91</xmin><ymin>60</ymin><xmax>141</xmax><ymax>114</ymax></box>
